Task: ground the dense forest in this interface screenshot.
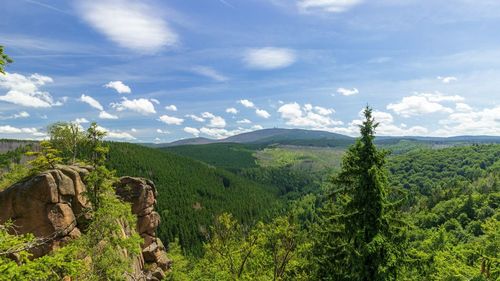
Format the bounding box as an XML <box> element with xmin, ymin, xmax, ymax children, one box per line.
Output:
<box><xmin>0</xmin><ymin>115</ymin><xmax>499</xmax><ymax>279</ymax></box>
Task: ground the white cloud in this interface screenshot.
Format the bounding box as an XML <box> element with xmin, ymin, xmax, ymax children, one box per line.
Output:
<box><xmin>243</xmin><ymin>47</ymin><xmax>296</xmax><ymax>70</ymax></box>
<box><xmin>107</xmin><ymin>131</ymin><xmax>136</xmax><ymax>140</ymax></box>
<box><xmin>256</xmin><ymin>109</ymin><xmax>271</xmax><ymax>119</ymax></box>
<box><xmin>156</xmin><ymin>129</ymin><xmax>170</xmax><ymax>134</ymax></box>
<box><xmin>192</xmin><ymin>66</ymin><xmax>228</xmax><ymax>82</ymax></box>
<box><xmin>0</xmin><ymin>125</ymin><xmax>39</xmax><ymax>134</ymax></box>
<box><xmin>131</xmin><ymin>128</ymin><xmax>137</xmax><ymax>132</ymax></box>
<box><xmin>96</xmin><ymin>125</ymin><xmax>136</xmax><ymax>140</ymax></box>
<box><xmin>277</xmin><ymin>102</ymin><xmax>343</xmax><ymax>129</ymax></box>
<box><xmin>150</xmin><ymin>98</ymin><xmax>160</xmax><ymax>105</ymax></box>
<box><xmin>208</xmin><ymin>116</ymin><xmax>226</xmax><ymax>128</ymax></box>
<box><xmin>104</xmin><ymin>81</ymin><xmax>131</xmax><ymax>94</ymax></box>
<box><xmin>336</xmin><ymin>87</ymin><xmax>359</xmax><ymax>96</ymax></box>
<box><xmin>76</xmin><ymin>0</ymin><xmax>178</xmax><ymax>53</ymax></box>
<box><xmin>158</xmin><ymin>114</ymin><xmax>184</xmax><ymax>125</ymax></box>
<box><xmin>185</xmin><ymin>114</ymin><xmax>205</xmax><ymax>122</ymax></box>
<box><xmin>74</xmin><ymin>118</ymin><xmax>89</xmax><ymax>124</ymax></box>
<box><xmin>0</xmin><ymin>72</ymin><xmax>63</xmax><ymax>108</ymax></box>
<box><xmin>80</xmin><ymin>94</ymin><xmax>104</xmax><ymax>111</ymax></box>
<box><xmin>437</xmin><ymin>105</ymin><xmax>500</xmax><ymax>136</ymax></box>
<box><xmin>184</xmin><ymin>127</ymin><xmax>200</xmax><ymax>137</ymax></box>
<box><xmin>197</xmin><ymin>112</ymin><xmax>226</xmax><ymax>128</ymax></box>
<box><xmin>99</xmin><ymin>111</ymin><xmax>119</xmax><ymax>119</ymax></box>
<box><xmin>297</xmin><ymin>0</ymin><xmax>363</xmax><ymax>13</ymax></box>
<box><xmin>314</xmin><ymin>106</ymin><xmax>334</xmax><ymax>116</ymax></box>
<box><xmin>111</xmin><ymin>97</ymin><xmax>156</xmax><ymax>115</ymax></box>
<box><xmin>237</xmin><ymin>119</ymin><xmax>252</xmax><ymax>124</ymax></box>
<box><xmin>455</xmin><ymin>103</ymin><xmax>472</xmax><ymax>112</ymax></box>
<box><xmin>437</xmin><ymin>76</ymin><xmax>458</xmax><ymax>84</ymax></box>
<box><xmin>165</xmin><ymin>104</ymin><xmax>177</xmax><ymax>111</ymax></box>
<box><xmin>387</xmin><ymin>92</ymin><xmax>461</xmax><ymax>117</ymax></box>
<box><xmin>330</xmin><ymin>109</ymin><xmax>429</xmax><ymax>136</ymax></box>
<box><xmin>251</xmin><ymin>125</ymin><xmax>264</xmax><ymax>130</ymax></box>
<box><xmin>226</xmin><ymin>107</ymin><xmax>238</xmax><ymax>114</ymax></box>
<box><xmin>13</xmin><ymin>111</ymin><xmax>30</xmax><ymax>119</ymax></box>
<box><xmin>239</xmin><ymin>99</ymin><xmax>255</xmax><ymax>108</ymax></box>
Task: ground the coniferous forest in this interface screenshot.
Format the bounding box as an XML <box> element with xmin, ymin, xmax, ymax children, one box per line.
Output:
<box><xmin>1</xmin><ymin>106</ymin><xmax>498</xmax><ymax>280</ymax></box>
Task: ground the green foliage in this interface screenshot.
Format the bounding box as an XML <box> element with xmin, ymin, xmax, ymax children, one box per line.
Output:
<box><xmin>169</xmin><ymin>213</ymin><xmax>308</xmax><ymax>281</ymax></box>
<box><xmin>0</xmin><ymin>222</ymin><xmax>82</xmax><ymax>281</ymax></box>
<box><xmin>48</xmin><ymin>122</ymin><xmax>86</xmax><ymax>164</ymax></box>
<box><xmin>313</xmin><ymin>107</ymin><xmax>408</xmax><ymax>281</ymax></box>
<box><xmin>0</xmin><ymin>163</ymin><xmax>30</xmax><ymax>191</ymax></box>
<box><xmin>0</xmin><ymin>46</ymin><xmax>13</xmax><ymax>74</ymax></box>
<box><xmin>26</xmin><ymin>141</ymin><xmax>62</xmax><ymax>173</ymax></box>
<box><xmin>164</xmin><ymin>143</ymin><xmax>259</xmax><ymax>170</ymax></box>
<box><xmin>75</xmin><ymin>183</ymin><xmax>142</xmax><ymax>281</ymax></box>
<box><xmin>107</xmin><ymin>142</ymin><xmax>280</xmax><ymax>255</ymax></box>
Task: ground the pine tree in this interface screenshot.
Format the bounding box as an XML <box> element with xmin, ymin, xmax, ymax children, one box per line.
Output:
<box><xmin>313</xmin><ymin>106</ymin><xmax>407</xmax><ymax>281</ymax></box>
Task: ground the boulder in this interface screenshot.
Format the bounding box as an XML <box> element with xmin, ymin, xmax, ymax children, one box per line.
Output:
<box><xmin>0</xmin><ymin>166</ymin><xmax>170</xmax><ymax>280</ymax></box>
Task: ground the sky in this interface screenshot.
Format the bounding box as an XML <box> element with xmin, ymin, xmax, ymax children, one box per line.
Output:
<box><xmin>1</xmin><ymin>0</ymin><xmax>500</xmax><ymax>142</ymax></box>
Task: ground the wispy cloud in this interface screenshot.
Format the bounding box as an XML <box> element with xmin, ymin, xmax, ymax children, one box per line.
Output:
<box><xmin>243</xmin><ymin>47</ymin><xmax>296</xmax><ymax>70</ymax></box>
<box><xmin>76</xmin><ymin>0</ymin><xmax>179</xmax><ymax>53</ymax></box>
<box><xmin>192</xmin><ymin>66</ymin><xmax>229</xmax><ymax>82</ymax></box>
<box><xmin>297</xmin><ymin>0</ymin><xmax>363</xmax><ymax>13</ymax></box>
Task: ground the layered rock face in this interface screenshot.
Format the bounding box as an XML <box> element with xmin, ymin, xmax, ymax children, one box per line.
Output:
<box><xmin>115</xmin><ymin>177</ymin><xmax>171</xmax><ymax>280</ymax></box>
<box><xmin>0</xmin><ymin>166</ymin><xmax>169</xmax><ymax>280</ymax></box>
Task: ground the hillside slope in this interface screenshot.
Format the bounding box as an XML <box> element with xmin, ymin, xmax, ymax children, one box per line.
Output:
<box><xmin>106</xmin><ymin>142</ymin><xmax>280</xmax><ymax>255</ymax></box>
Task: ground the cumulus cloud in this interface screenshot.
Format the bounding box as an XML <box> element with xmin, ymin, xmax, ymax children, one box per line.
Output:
<box><xmin>192</xmin><ymin>66</ymin><xmax>228</xmax><ymax>82</ymax></box>
<box><xmin>226</xmin><ymin>107</ymin><xmax>238</xmax><ymax>114</ymax></box>
<box><xmin>297</xmin><ymin>0</ymin><xmax>363</xmax><ymax>13</ymax></box>
<box><xmin>165</xmin><ymin>104</ymin><xmax>177</xmax><ymax>111</ymax></box>
<box><xmin>256</xmin><ymin>109</ymin><xmax>271</xmax><ymax>119</ymax></box>
<box><xmin>0</xmin><ymin>72</ymin><xmax>63</xmax><ymax>108</ymax></box>
<box><xmin>104</xmin><ymin>80</ymin><xmax>131</xmax><ymax>94</ymax></box>
<box><xmin>111</xmin><ymin>97</ymin><xmax>156</xmax><ymax>115</ymax></box>
<box><xmin>158</xmin><ymin>114</ymin><xmax>184</xmax><ymax>125</ymax></box>
<box><xmin>437</xmin><ymin>105</ymin><xmax>500</xmax><ymax>136</ymax></box>
<box><xmin>13</xmin><ymin>111</ymin><xmax>30</xmax><ymax>119</ymax></box>
<box><xmin>243</xmin><ymin>47</ymin><xmax>296</xmax><ymax>70</ymax></box>
<box><xmin>336</xmin><ymin>87</ymin><xmax>359</xmax><ymax>96</ymax></box>
<box><xmin>184</xmin><ymin>127</ymin><xmax>200</xmax><ymax>137</ymax></box>
<box><xmin>326</xmin><ymin>109</ymin><xmax>428</xmax><ymax>136</ymax></box>
<box><xmin>437</xmin><ymin>76</ymin><xmax>458</xmax><ymax>84</ymax></box>
<box><xmin>99</xmin><ymin>111</ymin><xmax>119</xmax><ymax>119</ymax></box>
<box><xmin>156</xmin><ymin>129</ymin><xmax>170</xmax><ymax>134</ymax></box>
<box><xmin>237</xmin><ymin>119</ymin><xmax>252</xmax><ymax>124</ymax></box>
<box><xmin>239</xmin><ymin>99</ymin><xmax>255</xmax><ymax>108</ymax></box>
<box><xmin>76</xmin><ymin>0</ymin><xmax>178</xmax><ymax>53</ymax></box>
<box><xmin>197</xmin><ymin>112</ymin><xmax>226</xmax><ymax>128</ymax></box>
<box><xmin>0</xmin><ymin>125</ymin><xmax>39</xmax><ymax>134</ymax></box>
<box><xmin>97</xmin><ymin>126</ymin><xmax>136</xmax><ymax>140</ymax></box>
<box><xmin>455</xmin><ymin>103</ymin><xmax>472</xmax><ymax>112</ymax></box>
<box><xmin>185</xmin><ymin>114</ymin><xmax>205</xmax><ymax>122</ymax></box>
<box><xmin>208</xmin><ymin>116</ymin><xmax>226</xmax><ymax>128</ymax></box>
<box><xmin>74</xmin><ymin>118</ymin><xmax>89</xmax><ymax>124</ymax></box>
<box><xmin>80</xmin><ymin>94</ymin><xmax>104</xmax><ymax>111</ymax></box>
<box><xmin>387</xmin><ymin>92</ymin><xmax>462</xmax><ymax>117</ymax></box>
<box><xmin>277</xmin><ymin>102</ymin><xmax>342</xmax><ymax>128</ymax></box>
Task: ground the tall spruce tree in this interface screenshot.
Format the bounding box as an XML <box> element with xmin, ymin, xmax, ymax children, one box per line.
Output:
<box><xmin>313</xmin><ymin>106</ymin><xmax>407</xmax><ymax>281</ymax></box>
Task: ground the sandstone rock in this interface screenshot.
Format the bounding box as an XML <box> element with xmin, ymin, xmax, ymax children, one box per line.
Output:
<box><xmin>0</xmin><ymin>166</ymin><xmax>170</xmax><ymax>279</ymax></box>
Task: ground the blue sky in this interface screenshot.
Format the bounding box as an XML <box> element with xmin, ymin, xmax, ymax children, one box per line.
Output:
<box><xmin>1</xmin><ymin>0</ymin><xmax>500</xmax><ymax>142</ymax></box>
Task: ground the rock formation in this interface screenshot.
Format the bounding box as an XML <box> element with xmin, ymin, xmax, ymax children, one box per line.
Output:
<box><xmin>0</xmin><ymin>165</ymin><xmax>169</xmax><ymax>280</ymax></box>
<box><xmin>115</xmin><ymin>176</ymin><xmax>171</xmax><ymax>280</ymax></box>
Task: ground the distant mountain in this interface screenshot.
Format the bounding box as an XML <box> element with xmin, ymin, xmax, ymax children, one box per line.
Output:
<box><xmin>158</xmin><ymin>128</ymin><xmax>354</xmax><ymax>147</ymax></box>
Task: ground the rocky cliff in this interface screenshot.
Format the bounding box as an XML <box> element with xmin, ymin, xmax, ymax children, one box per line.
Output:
<box><xmin>0</xmin><ymin>165</ymin><xmax>170</xmax><ymax>280</ymax></box>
